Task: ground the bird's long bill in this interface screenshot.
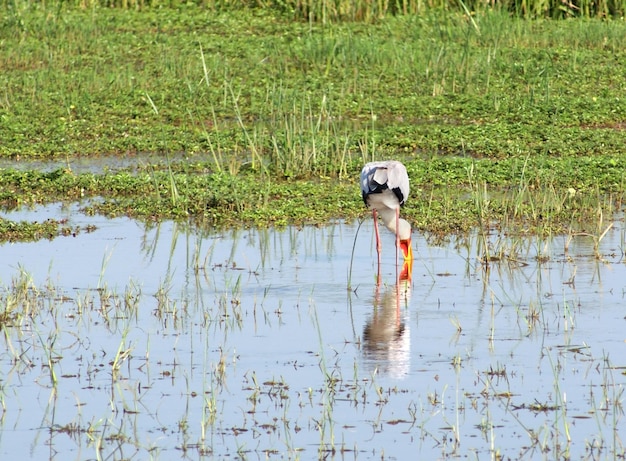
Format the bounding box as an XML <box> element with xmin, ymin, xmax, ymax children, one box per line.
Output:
<box><xmin>399</xmin><ymin>238</ymin><xmax>413</xmax><ymax>262</ymax></box>
<box><xmin>399</xmin><ymin>258</ymin><xmax>412</xmax><ymax>282</ymax></box>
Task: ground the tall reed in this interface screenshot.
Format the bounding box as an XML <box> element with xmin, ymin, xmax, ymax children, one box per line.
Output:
<box><xmin>13</xmin><ymin>0</ymin><xmax>624</xmax><ymax>19</ymax></box>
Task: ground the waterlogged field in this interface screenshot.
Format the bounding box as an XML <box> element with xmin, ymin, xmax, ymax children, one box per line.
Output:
<box><xmin>0</xmin><ymin>204</ymin><xmax>624</xmax><ymax>460</ymax></box>
<box><xmin>2</xmin><ymin>3</ymin><xmax>626</xmax><ymax>459</ymax></box>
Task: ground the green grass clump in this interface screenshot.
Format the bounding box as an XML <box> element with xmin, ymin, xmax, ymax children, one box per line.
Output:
<box><xmin>0</xmin><ymin>216</ymin><xmax>82</xmax><ymax>242</ymax></box>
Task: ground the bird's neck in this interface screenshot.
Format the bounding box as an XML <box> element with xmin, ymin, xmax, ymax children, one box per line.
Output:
<box><xmin>378</xmin><ymin>209</ymin><xmax>411</xmax><ymax>240</ymax></box>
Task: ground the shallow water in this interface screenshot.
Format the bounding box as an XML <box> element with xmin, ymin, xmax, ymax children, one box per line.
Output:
<box><xmin>0</xmin><ymin>203</ymin><xmax>625</xmax><ymax>460</ymax></box>
<box><xmin>0</xmin><ymin>152</ymin><xmax>202</xmax><ymax>174</ymax></box>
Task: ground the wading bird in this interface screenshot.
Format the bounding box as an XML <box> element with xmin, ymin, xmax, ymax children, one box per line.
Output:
<box><xmin>360</xmin><ymin>160</ymin><xmax>413</xmax><ymax>277</ymax></box>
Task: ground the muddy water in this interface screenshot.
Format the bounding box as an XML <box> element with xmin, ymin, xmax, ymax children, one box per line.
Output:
<box><xmin>0</xmin><ymin>204</ymin><xmax>625</xmax><ymax>460</ymax></box>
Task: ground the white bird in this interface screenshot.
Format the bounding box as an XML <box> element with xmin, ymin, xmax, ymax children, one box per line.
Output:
<box><xmin>360</xmin><ymin>160</ymin><xmax>413</xmax><ymax>272</ymax></box>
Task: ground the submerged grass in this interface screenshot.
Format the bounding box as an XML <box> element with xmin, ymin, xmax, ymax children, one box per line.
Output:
<box><xmin>0</xmin><ymin>5</ymin><xmax>625</xmax><ymax>240</ymax></box>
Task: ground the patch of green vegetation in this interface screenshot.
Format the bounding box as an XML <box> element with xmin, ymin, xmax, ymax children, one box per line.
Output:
<box><xmin>0</xmin><ymin>215</ymin><xmax>87</xmax><ymax>242</ymax></box>
<box><xmin>1</xmin><ymin>7</ymin><xmax>624</xmax><ymax>164</ymax></box>
<box><xmin>0</xmin><ymin>152</ymin><xmax>623</xmax><ymax>239</ymax></box>
<box><xmin>0</xmin><ymin>6</ymin><xmax>625</xmax><ymax>241</ymax></box>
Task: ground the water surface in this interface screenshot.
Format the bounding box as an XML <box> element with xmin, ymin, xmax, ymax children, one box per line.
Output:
<box><xmin>1</xmin><ymin>204</ymin><xmax>625</xmax><ymax>460</ymax></box>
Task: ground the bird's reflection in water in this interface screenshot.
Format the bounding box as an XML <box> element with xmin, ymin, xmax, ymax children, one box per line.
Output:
<box><xmin>362</xmin><ymin>260</ymin><xmax>413</xmax><ymax>379</ymax></box>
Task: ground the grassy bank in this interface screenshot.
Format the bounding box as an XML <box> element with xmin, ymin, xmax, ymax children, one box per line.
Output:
<box><xmin>0</xmin><ymin>5</ymin><xmax>625</xmax><ymax>240</ymax></box>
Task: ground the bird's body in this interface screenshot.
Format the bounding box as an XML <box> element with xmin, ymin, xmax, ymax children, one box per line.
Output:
<box><xmin>360</xmin><ymin>161</ymin><xmax>413</xmax><ymax>272</ymax></box>
<box><xmin>360</xmin><ymin>160</ymin><xmax>409</xmax><ymax>208</ymax></box>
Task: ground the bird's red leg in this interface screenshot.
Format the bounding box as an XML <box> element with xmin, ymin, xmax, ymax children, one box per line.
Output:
<box><xmin>395</xmin><ymin>207</ymin><xmax>400</xmax><ymax>284</ymax></box>
<box><xmin>373</xmin><ymin>209</ymin><xmax>382</xmax><ymax>284</ymax></box>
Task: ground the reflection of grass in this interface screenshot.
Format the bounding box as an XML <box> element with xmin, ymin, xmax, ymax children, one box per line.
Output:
<box><xmin>311</xmin><ymin>300</ymin><xmax>337</xmax><ymax>455</ymax></box>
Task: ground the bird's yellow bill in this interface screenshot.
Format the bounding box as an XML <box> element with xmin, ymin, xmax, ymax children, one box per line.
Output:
<box><xmin>399</xmin><ymin>258</ymin><xmax>413</xmax><ymax>282</ymax></box>
<box><xmin>399</xmin><ymin>238</ymin><xmax>413</xmax><ymax>262</ymax></box>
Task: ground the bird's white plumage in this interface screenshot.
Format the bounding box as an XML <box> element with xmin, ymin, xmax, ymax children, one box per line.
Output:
<box><xmin>361</xmin><ymin>160</ymin><xmax>411</xmax><ymax>240</ymax></box>
<box><xmin>360</xmin><ymin>160</ymin><xmax>409</xmax><ymax>208</ymax></box>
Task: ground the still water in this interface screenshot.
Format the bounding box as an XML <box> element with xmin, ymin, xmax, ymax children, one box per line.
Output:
<box><xmin>0</xmin><ymin>203</ymin><xmax>624</xmax><ymax>460</ymax></box>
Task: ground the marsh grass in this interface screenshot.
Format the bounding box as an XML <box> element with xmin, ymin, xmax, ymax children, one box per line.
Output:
<box><xmin>0</xmin><ymin>217</ymin><xmax>81</xmax><ymax>243</ymax></box>
<box><xmin>1</xmin><ymin>6</ymin><xmax>626</xmax><ymax>239</ymax></box>
<box><xmin>3</xmin><ymin>7</ymin><xmax>626</xmax><ymax>161</ymax></box>
<box><xmin>12</xmin><ymin>0</ymin><xmax>626</xmax><ymax>19</ymax></box>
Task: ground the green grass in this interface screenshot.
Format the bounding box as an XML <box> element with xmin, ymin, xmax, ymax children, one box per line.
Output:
<box><xmin>4</xmin><ymin>0</ymin><xmax>625</xmax><ymax>19</ymax></box>
<box><xmin>0</xmin><ymin>153</ymin><xmax>623</xmax><ymax>238</ymax></box>
<box><xmin>2</xmin><ymin>7</ymin><xmax>624</xmax><ymax>163</ymax></box>
<box><xmin>0</xmin><ymin>214</ymin><xmax>88</xmax><ymax>242</ymax></box>
<box><xmin>0</xmin><ymin>5</ymin><xmax>625</xmax><ymax>240</ymax></box>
